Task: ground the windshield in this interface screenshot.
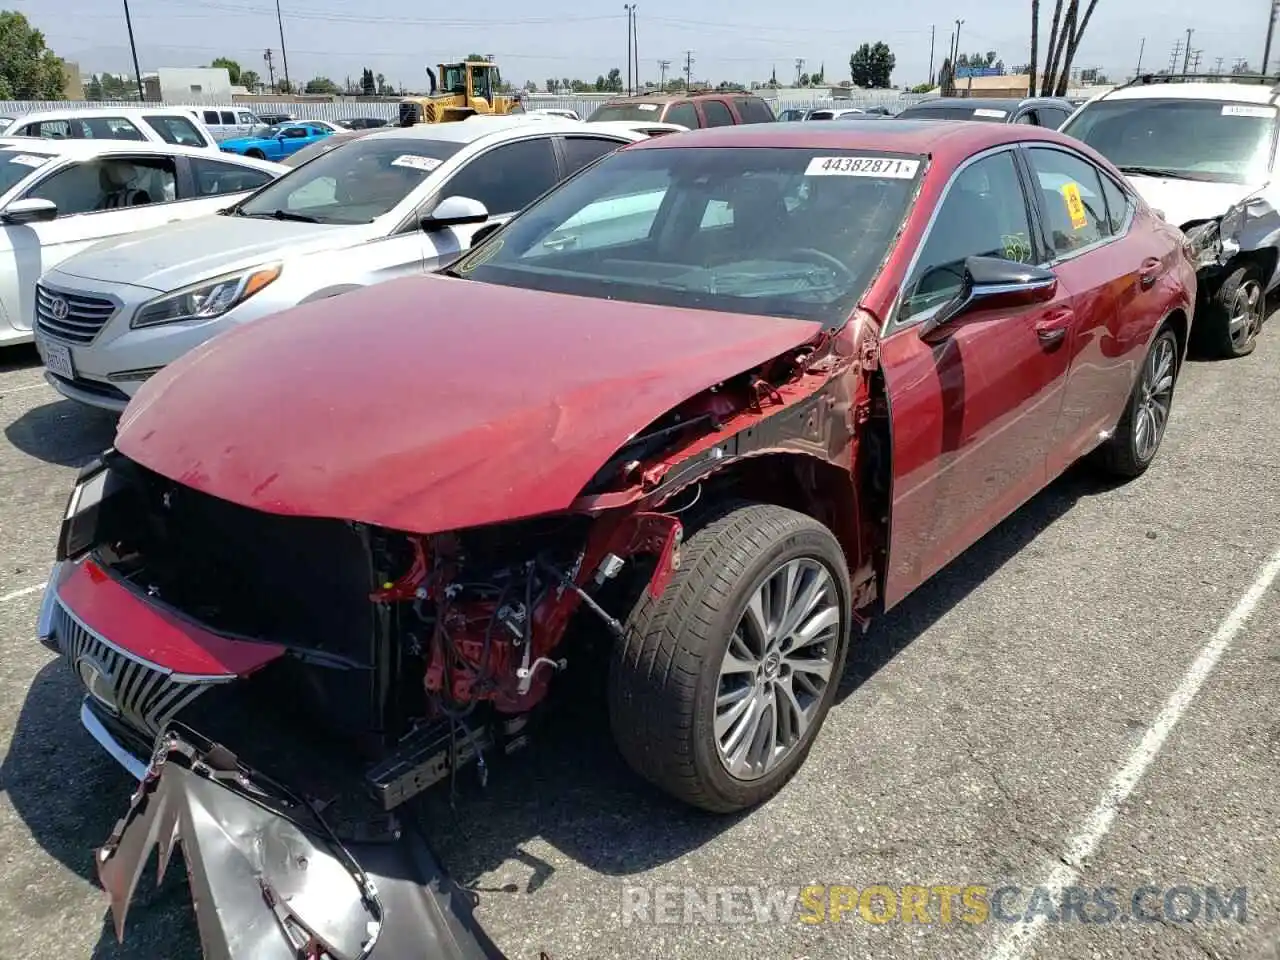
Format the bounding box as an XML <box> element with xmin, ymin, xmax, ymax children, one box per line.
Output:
<box><xmin>588</xmin><ymin>103</ymin><xmax>667</xmax><ymax>122</ymax></box>
<box><xmin>1063</xmin><ymin>98</ymin><xmax>1278</xmax><ymax>183</ymax></box>
<box><xmin>0</xmin><ymin>147</ymin><xmax>55</xmax><ymax>194</ymax></box>
<box><xmin>237</xmin><ymin>135</ymin><xmax>463</xmax><ymax>224</ymax></box>
<box><xmin>898</xmin><ymin>104</ymin><xmax>1011</xmax><ymax>122</ymax></box>
<box><xmin>281</xmin><ymin>131</ymin><xmax>369</xmax><ymax>168</ymax></box>
<box><xmin>452</xmin><ymin>146</ymin><xmax>922</xmax><ymax>326</ymax></box>
<box><xmin>246</xmin><ymin>123</ymin><xmax>284</xmax><ymax>139</ymax></box>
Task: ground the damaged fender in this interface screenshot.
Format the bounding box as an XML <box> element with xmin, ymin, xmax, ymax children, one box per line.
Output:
<box><xmin>1185</xmin><ymin>192</ymin><xmax>1280</xmax><ymax>288</ymax></box>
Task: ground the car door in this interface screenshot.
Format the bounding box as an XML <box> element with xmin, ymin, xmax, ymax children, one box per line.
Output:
<box><xmin>1021</xmin><ymin>145</ymin><xmax>1168</xmax><ymax>473</ymax></box>
<box><xmin>236</xmin><ymin>111</ymin><xmax>259</xmax><ymax>139</ymax></box>
<box><xmin>879</xmin><ymin>147</ymin><xmax>1076</xmax><ymax>606</ymax></box>
<box><xmin>425</xmin><ymin>135</ymin><xmax>563</xmax><ymax>268</ymax></box>
<box><xmin>276</xmin><ymin>125</ymin><xmax>312</xmax><ymax>158</ymax></box>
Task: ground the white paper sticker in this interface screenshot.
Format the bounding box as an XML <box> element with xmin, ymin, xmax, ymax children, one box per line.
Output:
<box><xmin>1222</xmin><ymin>103</ymin><xmax>1277</xmax><ymax>118</ymax></box>
<box><xmin>805</xmin><ymin>156</ymin><xmax>920</xmax><ymax>178</ymax></box>
<box><xmin>637</xmin><ymin>103</ymin><xmax>659</xmax><ymax>112</ymax></box>
<box><xmin>391</xmin><ymin>154</ymin><xmax>442</xmax><ymax>172</ymax></box>
<box><xmin>973</xmin><ymin>108</ymin><xmax>1008</xmax><ymax>118</ymax></box>
<box><xmin>8</xmin><ymin>154</ymin><xmax>49</xmax><ymax>167</ymax></box>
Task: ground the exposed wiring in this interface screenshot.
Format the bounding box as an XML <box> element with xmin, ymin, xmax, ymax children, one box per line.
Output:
<box><xmin>669</xmin><ymin>483</ymin><xmax>703</xmax><ymax>515</ymax></box>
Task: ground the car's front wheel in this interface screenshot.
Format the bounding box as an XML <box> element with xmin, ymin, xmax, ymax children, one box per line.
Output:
<box><xmin>608</xmin><ymin>502</ymin><xmax>851</xmax><ymax>813</ymax></box>
<box><xmin>245</xmin><ymin>148</ymin><xmax>266</xmax><ymax>160</ymax></box>
<box><xmin>1206</xmin><ymin>263</ymin><xmax>1265</xmax><ymax>358</ymax></box>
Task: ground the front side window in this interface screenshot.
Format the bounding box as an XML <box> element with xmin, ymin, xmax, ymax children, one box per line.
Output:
<box><xmin>1039</xmin><ymin>107</ymin><xmax>1071</xmax><ymax>128</ymax></box>
<box><xmin>237</xmin><ymin>136</ymin><xmax>462</xmax><ymax>223</ymax></box>
<box><xmin>701</xmin><ymin>100</ymin><xmax>735</xmax><ymax>127</ymax></box>
<box><xmin>453</xmin><ymin>146</ymin><xmax>923</xmax><ymax>326</ymax></box>
<box><xmin>664</xmin><ymin>102</ymin><xmax>699</xmax><ymax>128</ymax></box>
<box><xmin>438</xmin><ymin>137</ymin><xmax>559</xmax><ymax>214</ymax></box>
<box><xmin>144</xmin><ymin>114</ymin><xmax>207</xmax><ymax>147</ymax></box>
<box><xmin>238</xmin><ymin>112</ymin><xmax>258</xmax><ymax>125</ymax></box>
<box><xmin>190</xmin><ymin>157</ymin><xmax>276</xmax><ymax>196</ymax></box>
<box><xmin>25</xmin><ymin>156</ymin><xmax>177</xmax><ymax>215</ymax></box>
<box><xmin>1015</xmin><ymin>111</ymin><xmax>1038</xmax><ymax>125</ymax></box>
<box><xmin>900</xmin><ymin>150</ymin><xmax>1033</xmax><ymax>323</ymax></box>
<box><xmin>1063</xmin><ymin>97</ymin><xmax>1278</xmax><ymax>183</ymax></box>
<box><xmin>27</xmin><ymin>117</ymin><xmax>147</xmax><ymax>141</ymax></box>
<box><xmin>1026</xmin><ymin>147</ymin><xmax>1109</xmax><ymax>255</ymax></box>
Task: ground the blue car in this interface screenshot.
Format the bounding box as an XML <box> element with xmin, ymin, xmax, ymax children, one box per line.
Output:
<box><xmin>220</xmin><ymin>121</ymin><xmax>334</xmax><ymax>160</ymax></box>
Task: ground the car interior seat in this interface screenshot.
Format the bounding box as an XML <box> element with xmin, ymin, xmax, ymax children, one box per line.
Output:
<box><xmin>95</xmin><ymin>161</ymin><xmax>152</xmax><ymax>209</ymax></box>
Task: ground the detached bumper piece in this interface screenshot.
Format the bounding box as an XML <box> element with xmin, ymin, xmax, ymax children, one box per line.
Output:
<box><xmin>97</xmin><ymin>726</ymin><xmax>506</xmax><ymax>960</ymax></box>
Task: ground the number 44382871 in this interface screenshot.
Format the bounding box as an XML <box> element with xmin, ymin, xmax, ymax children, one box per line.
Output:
<box><xmin>805</xmin><ymin>156</ymin><xmax>921</xmax><ymax>179</ymax></box>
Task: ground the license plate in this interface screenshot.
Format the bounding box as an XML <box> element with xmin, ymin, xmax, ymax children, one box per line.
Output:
<box><xmin>41</xmin><ymin>339</ymin><xmax>76</xmax><ymax>380</ymax></box>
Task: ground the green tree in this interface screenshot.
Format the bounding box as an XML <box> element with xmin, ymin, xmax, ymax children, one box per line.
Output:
<box><xmin>606</xmin><ymin>67</ymin><xmax>622</xmax><ymax>92</ymax></box>
<box><xmin>376</xmin><ymin>72</ymin><xmax>388</xmax><ymax>95</ymax></box>
<box><xmin>849</xmin><ymin>41</ymin><xmax>896</xmax><ymax>88</ymax></box>
<box><xmin>798</xmin><ymin>72</ymin><xmax>810</xmax><ymax>87</ymax></box>
<box><xmin>465</xmin><ymin>52</ymin><xmax>487</xmax><ymax>62</ymax></box>
<box><xmin>85</xmin><ymin>74</ymin><xmax>103</xmax><ymax>100</ymax></box>
<box><xmin>240</xmin><ymin>69</ymin><xmax>260</xmax><ymax>90</ymax></box>
<box><xmin>277</xmin><ymin>78</ymin><xmax>293</xmax><ymax>94</ymax></box>
<box><xmin>209</xmin><ymin>56</ymin><xmax>241</xmax><ymax>84</ymax></box>
<box><xmin>304</xmin><ymin>76</ymin><xmax>340</xmax><ymax>94</ymax></box>
<box><xmin>0</xmin><ymin>11</ymin><xmax>67</xmax><ymax>99</ymax></box>
<box><xmin>545</xmin><ymin>77</ymin><xmax>559</xmax><ymax>93</ymax></box>
<box><xmin>361</xmin><ymin>67</ymin><xmax>375</xmax><ymax>95</ymax></box>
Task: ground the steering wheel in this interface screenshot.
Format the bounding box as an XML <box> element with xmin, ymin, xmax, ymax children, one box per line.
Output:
<box><xmin>787</xmin><ymin>247</ymin><xmax>857</xmax><ymax>283</ymax></box>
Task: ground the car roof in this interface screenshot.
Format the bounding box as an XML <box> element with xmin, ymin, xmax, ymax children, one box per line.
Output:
<box><xmin>0</xmin><ymin>136</ymin><xmax>285</xmax><ymax>169</ymax></box>
<box><xmin>360</xmin><ymin>115</ymin><xmax>628</xmax><ymax>145</ymax></box>
<box><xmin>901</xmin><ymin>96</ymin><xmax>1072</xmax><ymax>111</ymax></box>
<box><xmin>630</xmin><ymin>118</ymin><xmax>1085</xmax><ymax>158</ymax></box>
<box><xmin>8</xmin><ymin>106</ymin><xmax>212</xmax><ymax>123</ymax></box>
<box><xmin>1097</xmin><ymin>80</ymin><xmax>1279</xmax><ymax>103</ymax></box>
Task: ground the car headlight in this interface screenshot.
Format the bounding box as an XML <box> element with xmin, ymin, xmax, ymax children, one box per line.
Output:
<box><xmin>131</xmin><ymin>263</ymin><xmax>281</xmax><ymax>329</ymax></box>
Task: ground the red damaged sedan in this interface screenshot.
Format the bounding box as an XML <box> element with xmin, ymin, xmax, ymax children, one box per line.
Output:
<box><xmin>40</xmin><ymin>121</ymin><xmax>1194</xmax><ymax>955</ymax></box>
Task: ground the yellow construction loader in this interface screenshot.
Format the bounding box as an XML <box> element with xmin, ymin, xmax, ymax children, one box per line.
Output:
<box><xmin>397</xmin><ymin>60</ymin><xmax>519</xmax><ymax>125</ymax></box>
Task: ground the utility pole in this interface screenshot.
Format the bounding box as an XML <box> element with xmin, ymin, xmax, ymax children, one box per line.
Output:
<box><xmin>953</xmin><ymin>19</ymin><xmax>964</xmax><ymax>67</ymax></box>
<box><xmin>1190</xmin><ymin>49</ymin><xmax>1203</xmax><ymax>71</ymax></box>
<box><xmin>1135</xmin><ymin>37</ymin><xmax>1145</xmax><ymax>77</ymax></box>
<box><xmin>121</xmin><ymin>0</ymin><xmax>145</xmax><ymax>101</ymax></box>
<box><xmin>658</xmin><ymin>59</ymin><xmax>670</xmax><ymax>89</ymax></box>
<box><xmin>275</xmin><ymin>0</ymin><xmax>291</xmax><ymax>93</ymax></box>
<box><xmin>928</xmin><ymin>24</ymin><xmax>936</xmax><ymax>86</ymax></box>
<box><xmin>632</xmin><ymin>6</ymin><xmax>639</xmax><ymax>92</ymax></box>
<box><xmin>684</xmin><ymin>50</ymin><xmax>694</xmax><ymax>89</ymax></box>
<box><xmin>1265</xmin><ymin>0</ymin><xmax>1279</xmax><ymax>75</ymax></box>
<box><xmin>1214</xmin><ymin>55</ymin><xmax>1224</xmax><ymax>74</ymax></box>
<box><xmin>263</xmin><ymin>49</ymin><xmax>276</xmax><ymax>92</ymax></box>
<box><xmin>624</xmin><ymin>4</ymin><xmax>633</xmax><ymax>95</ymax></box>
<box><xmin>795</xmin><ymin>57</ymin><xmax>805</xmax><ymax>86</ymax></box>
<box><xmin>1168</xmin><ymin>38</ymin><xmax>1183</xmax><ymax>74</ymax></box>
<box><xmin>1182</xmin><ymin>28</ymin><xmax>1194</xmax><ymax>73</ymax></box>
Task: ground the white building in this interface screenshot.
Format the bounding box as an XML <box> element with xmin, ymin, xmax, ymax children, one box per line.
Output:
<box><xmin>142</xmin><ymin>67</ymin><xmax>234</xmax><ymax>104</ymax></box>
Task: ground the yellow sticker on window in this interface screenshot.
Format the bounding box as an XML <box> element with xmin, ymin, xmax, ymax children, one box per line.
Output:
<box><xmin>1061</xmin><ymin>182</ymin><xmax>1088</xmax><ymax>230</ymax></box>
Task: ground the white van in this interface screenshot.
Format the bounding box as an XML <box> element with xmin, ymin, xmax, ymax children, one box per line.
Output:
<box><xmin>1</xmin><ymin>108</ymin><xmax>218</xmax><ymax>149</ymax></box>
<box><xmin>186</xmin><ymin>107</ymin><xmax>262</xmax><ymax>141</ymax></box>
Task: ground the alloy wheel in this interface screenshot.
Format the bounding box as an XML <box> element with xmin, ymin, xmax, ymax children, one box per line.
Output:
<box><xmin>715</xmin><ymin>557</ymin><xmax>842</xmax><ymax>780</ymax></box>
<box><xmin>1134</xmin><ymin>335</ymin><xmax>1176</xmax><ymax>463</ymax></box>
<box><xmin>1228</xmin><ymin>278</ymin><xmax>1264</xmax><ymax>352</ymax></box>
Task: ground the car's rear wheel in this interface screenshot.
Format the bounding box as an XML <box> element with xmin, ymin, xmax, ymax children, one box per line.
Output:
<box><xmin>608</xmin><ymin>502</ymin><xmax>851</xmax><ymax>813</ymax></box>
<box><xmin>1097</xmin><ymin>326</ymin><xmax>1180</xmax><ymax>478</ymax></box>
<box><xmin>245</xmin><ymin>148</ymin><xmax>266</xmax><ymax>159</ymax></box>
<box><xmin>1206</xmin><ymin>263</ymin><xmax>1264</xmax><ymax>358</ymax></box>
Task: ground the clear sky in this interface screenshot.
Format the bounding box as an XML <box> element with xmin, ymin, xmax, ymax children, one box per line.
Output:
<box><xmin>18</xmin><ymin>0</ymin><xmax>1277</xmax><ymax>92</ymax></box>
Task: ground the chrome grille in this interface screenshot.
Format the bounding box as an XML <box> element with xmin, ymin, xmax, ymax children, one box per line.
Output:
<box><xmin>54</xmin><ymin>603</ymin><xmax>222</xmax><ymax>739</ymax></box>
<box><xmin>35</xmin><ymin>284</ymin><xmax>117</xmax><ymax>344</ymax></box>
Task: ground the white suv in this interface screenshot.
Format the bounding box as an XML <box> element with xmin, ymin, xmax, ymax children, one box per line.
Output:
<box><xmin>1063</xmin><ymin>74</ymin><xmax>1280</xmax><ymax>357</ymax></box>
<box><xmin>0</xmin><ymin>107</ymin><xmax>218</xmax><ymax>151</ymax></box>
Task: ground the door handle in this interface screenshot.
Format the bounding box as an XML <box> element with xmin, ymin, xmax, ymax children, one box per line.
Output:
<box><xmin>1035</xmin><ymin>309</ymin><xmax>1073</xmax><ymax>347</ymax></box>
<box><xmin>1139</xmin><ymin>256</ymin><xmax>1162</xmax><ymax>289</ymax></box>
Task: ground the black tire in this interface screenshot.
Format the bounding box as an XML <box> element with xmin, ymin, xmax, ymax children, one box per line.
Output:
<box><xmin>1204</xmin><ymin>263</ymin><xmax>1264</xmax><ymax>358</ymax></box>
<box><xmin>245</xmin><ymin>148</ymin><xmax>266</xmax><ymax>160</ymax></box>
<box><xmin>608</xmin><ymin>502</ymin><xmax>851</xmax><ymax>813</ymax></box>
<box><xmin>1097</xmin><ymin>326</ymin><xmax>1180</xmax><ymax>478</ymax></box>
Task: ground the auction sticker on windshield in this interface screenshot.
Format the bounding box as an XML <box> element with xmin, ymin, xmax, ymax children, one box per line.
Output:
<box><xmin>805</xmin><ymin>157</ymin><xmax>919</xmax><ymax>178</ymax></box>
<box><xmin>974</xmin><ymin>108</ymin><xmax>1008</xmax><ymax>118</ymax></box>
<box><xmin>1221</xmin><ymin>104</ymin><xmax>1277</xmax><ymax>118</ymax></box>
<box><xmin>391</xmin><ymin>155</ymin><xmax>442</xmax><ymax>172</ymax></box>
<box><xmin>8</xmin><ymin>154</ymin><xmax>49</xmax><ymax>167</ymax></box>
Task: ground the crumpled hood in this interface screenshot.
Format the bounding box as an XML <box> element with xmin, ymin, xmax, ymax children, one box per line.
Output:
<box><xmin>116</xmin><ymin>274</ymin><xmax>823</xmax><ymax>534</ymax></box>
<box><xmin>1126</xmin><ymin>174</ymin><xmax>1259</xmax><ymax>229</ymax></box>
<box><xmin>50</xmin><ymin>215</ymin><xmax>358</xmax><ymax>291</ymax></box>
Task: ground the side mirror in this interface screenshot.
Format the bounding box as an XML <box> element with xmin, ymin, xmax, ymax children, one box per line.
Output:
<box><xmin>1</xmin><ymin>198</ymin><xmax>58</xmax><ymax>224</ymax></box>
<box><xmin>918</xmin><ymin>256</ymin><xmax>1057</xmax><ymax>340</ymax></box>
<box><xmin>421</xmin><ymin>195</ymin><xmax>490</xmax><ymax>230</ymax></box>
<box><xmin>470</xmin><ymin>221</ymin><xmax>504</xmax><ymax>246</ymax></box>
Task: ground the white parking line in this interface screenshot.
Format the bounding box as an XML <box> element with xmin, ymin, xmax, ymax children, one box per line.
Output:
<box><xmin>0</xmin><ymin>381</ymin><xmax>51</xmax><ymax>395</ymax></box>
<box><xmin>985</xmin><ymin>544</ymin><xmax>1280</xmax><ymax>960</ymax></box>
<box><xmin>0</xmin><ymin>584</ymin><xmax>43</xmax><ymax>603</ymax></box>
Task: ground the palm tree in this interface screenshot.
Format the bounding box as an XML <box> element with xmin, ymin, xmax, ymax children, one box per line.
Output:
<box><xmin>1029</xmin><ymin>0</ymin><xmax>1039</xmax><ymax>95</ymax></box>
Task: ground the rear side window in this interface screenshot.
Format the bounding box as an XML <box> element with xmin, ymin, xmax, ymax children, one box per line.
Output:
<box><xmin>145</xmin><ymin>115</ymin><xmax>207</xmax><ymax>147</ymax></box>
<box><xmin>1026</xmin><ymin>147</ymin><xmax>1110</xmax><ymax>254</ymax></box>
<box><xmin>190</xmin><ymin>156</ymin><xmax>275</xmax><ymax>195</ymax></box>
<box><xmin>1100</xmin><ymin>174</ymin><xmax>1133</xmax><ymax>234</ymax></box>
<box><xmin>1039</xmin><ymin>107</ymin><xmax>1071</xmax><ymax>128</ymax></box>
<box><xmin>560</xmin><ymin>136</ymin><xmax>626</xmax><ymax>176</ymax></box>
<box><xmin>734</xmin><ymin>97</ymin><xmax>775</xmax><ymax>123</ymax></box>
<box><xmin>701</xmin><ymin>100</ymin><xmax>734</xmax><ymax>127</ymax></box>
<box><xmin>220</xmin><ymin>111</ymin><xmax>236</xmax><ymax>125</ymax></box>
<box><xmin>439</xmin><ymin>136</ymin><xmax>559</xmax><ymax>214</ymax></box>
<box><xmin>203</xmin><ymin>110</ymin><xmax>219</xmax><ymax>124</ymax></box>
<box><xmin>664</xmin><ymin>102</ymin><xmax>698</xmax><ymax>129</ymax></box>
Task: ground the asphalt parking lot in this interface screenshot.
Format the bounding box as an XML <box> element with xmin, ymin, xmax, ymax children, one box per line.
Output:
<box><xmin>0</xmin><ymin>321</ymin><xmax>1277</xmax><ymax>960</ymax></box>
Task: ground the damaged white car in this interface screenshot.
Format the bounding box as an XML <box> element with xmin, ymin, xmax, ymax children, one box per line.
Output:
<box><xmin>1064</xmin><ymin>74</ymin><xmax>1279</xmax><ymax>357</ymax></box>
